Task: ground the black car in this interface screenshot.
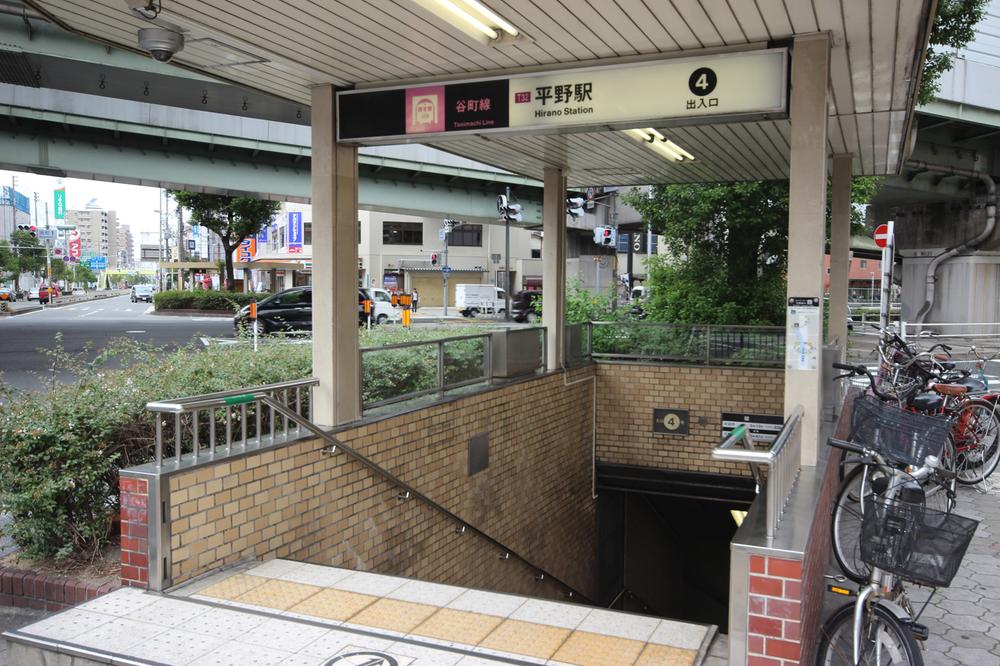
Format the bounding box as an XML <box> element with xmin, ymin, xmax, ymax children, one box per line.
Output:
<box><xmin>234</xmin><ymin>287</ymin><xmax>312</xmax><ymax>334</ymax></box>
<box><xmin>511</xmin><ymin>290</ymin><xmax>541</xmax><ymax>323</ymax></box>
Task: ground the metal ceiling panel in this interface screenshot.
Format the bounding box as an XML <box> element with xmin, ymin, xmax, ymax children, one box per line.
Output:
<box><xmin>23</xmin><ymin>0</ymin><xmax>934</xmax><ymax>181</ymax></box>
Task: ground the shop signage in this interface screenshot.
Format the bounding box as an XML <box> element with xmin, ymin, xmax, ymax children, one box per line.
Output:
<box><xmin>53</xmin><ymin>188</ymin><xmax>66</xmax><ymax>220</ymax></box>
<box><xmin>237</xmin><ymin>237</ymin><xmax>257</xmax><ymax>262</ymax></box>
<box><xmin>338</xmin><ymin>48</ymin><xmax>787</xmax><ymax>143</ymax></box>
<box><xmin>287</xmin><ymin>212</ymin><xmax>303</xmax><ymax>254</ymax></box>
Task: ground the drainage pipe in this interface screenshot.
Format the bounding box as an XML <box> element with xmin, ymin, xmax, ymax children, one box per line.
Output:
<box><xmin>0</xmin><ymin>1</ymin><xmax>46</xmax><ymax>20</ymax></box>
<box><xmin>906</xmin><ymin>160</ymin><xmax>997</xmax><ymax>324</ymax></box>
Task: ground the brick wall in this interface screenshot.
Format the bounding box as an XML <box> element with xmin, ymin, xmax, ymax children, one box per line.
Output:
<box><xmin>119</xmin><ymin>477</ymin><xmax>149</xmax><ymax>588</ymax></box>
<box><xmin>137</xmin><ymin>368</ymin><xmax>598</xmax><ymax>600</ymax></box>
<box><xmin>0</xmin><ymin>568</ymin><xmax>117</xmax><ymax>612</ymax></box>
<box><xmin>595</xmin><ymin>363</ymin><xmax>784</xmax><ymax>474</ymax></box>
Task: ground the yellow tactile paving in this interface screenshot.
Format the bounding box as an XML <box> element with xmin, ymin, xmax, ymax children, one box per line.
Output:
<box><xmin>289</xmin><ymin>588</ymin><xmax>379</xmax><ymax>622</ymax></box>
<box><xmin>411</xmin><ymin>608</ymin><xmax>503</xmax><ymax>646</ymax></box>
<box><xmin>634</xmin><ymin>643</ymin><xmax>699</xmax><ymax>666</ymax></box>
<box><xmin>478</xmin><ymin>618</ymin><xmax>572</xmax><ymax>660</ymax></box>
<box><xmin>234</xmin><ymin>578</ymin><xmax>322</xmax><ymax>611</ymax></box>
<box><xmin>197</xmin><ymin>573</ymin><xmax>268</xmax><ymax>600</ymax></box>
<box><xmin>550</xmin><ymin>630</ymin><xmax>645</xmax><ymax>666</ymax></box>
<box><xmin>349</xmin><ymin>598</ymin><xmax>440</xmax><ymax>634</ymax></box>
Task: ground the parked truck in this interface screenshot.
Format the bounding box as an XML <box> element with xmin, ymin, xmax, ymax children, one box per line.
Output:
<box><xmin>455</xmin><ymin>284</ymin><xmax>506</xmax><ymax>317</ymax></box>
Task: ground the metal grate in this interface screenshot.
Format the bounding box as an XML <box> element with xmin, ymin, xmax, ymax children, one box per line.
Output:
<box><xmin>0</xmin><ymin>49</ymin><xmax>38</xmax><ymax>87</ymax></box>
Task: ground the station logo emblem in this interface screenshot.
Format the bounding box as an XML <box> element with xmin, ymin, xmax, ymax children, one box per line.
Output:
<box><xmin>406</xmin><ymin>86</ymin><xmax>445</xmax><ymax>134</ymax></box>
<box><xmin>324</xmin><ymin>651</ymin><xmax>399</xmax><ymax>666</ymax></box>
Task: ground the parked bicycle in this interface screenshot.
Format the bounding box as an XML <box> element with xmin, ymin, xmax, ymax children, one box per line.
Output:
<box><xmin>817</xmin><ymin>406</ymin><xmax>979</xmax><ymax>665</ymax></box>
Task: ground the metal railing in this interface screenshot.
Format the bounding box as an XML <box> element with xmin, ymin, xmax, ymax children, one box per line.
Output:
<box><xmin>360</xmin><ymin>333</ymin><xmax>494</xmax><ymax>410</ymax></box>
<box><xmin>712</xmin><ymin>405</ymin><xmax>803</xmax><ymax>540</ymax></box>
<box><xmin>564</xmin><ymin>322</ymin><xmax>592</xmax><ymax>367</ymax></box>
<box><xmin>146</xmin><ymin>378</ymin><xmax>318</xmax><ymax>468</ymax></box>
<box><xmin>576</xmin><ymin>321</ymin><xmax>784</xmax><ymax>367</ymax></box>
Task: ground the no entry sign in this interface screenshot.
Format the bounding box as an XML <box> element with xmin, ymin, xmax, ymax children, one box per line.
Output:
<box><xmin>874</xmin><ymin>224</ymin><xmax>891</xmax><ymax>248</ymax></box>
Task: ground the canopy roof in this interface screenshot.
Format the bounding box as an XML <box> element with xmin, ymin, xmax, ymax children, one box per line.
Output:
<box><xmin>25</xmin><ymin>0</ymin><xmax>934</xmax><ymax>186</ymax></box>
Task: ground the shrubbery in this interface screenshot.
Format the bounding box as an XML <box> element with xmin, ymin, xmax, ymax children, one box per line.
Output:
<box><xmin>0</xmin><ymin>325</ymin><xmax>488</xmax><ymax>561</ymax></box>
<box><xmin>154</xmin><ymin>290</ymin><xmax>263</xmax><ymax>312</ymax></box>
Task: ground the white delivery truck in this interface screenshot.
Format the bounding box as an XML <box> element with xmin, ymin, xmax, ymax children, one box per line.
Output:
<box><xmin>455</xmin><ymin>284</ymin><xmax>506</xmax><ymax>317</ymax></box>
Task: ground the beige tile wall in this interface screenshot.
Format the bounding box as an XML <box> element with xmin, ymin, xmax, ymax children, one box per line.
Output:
<box><xmin>595</xmin><ymin>363</ymin><xmax>784</xmax><ymax>475</ymax></box>
<box><xmin>166</xmin><ymin>368</ymin><xmax>599</xmax><ymax>600</ymax></box>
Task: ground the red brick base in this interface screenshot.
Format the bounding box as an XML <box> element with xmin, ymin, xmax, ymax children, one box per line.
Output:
<box><xmin>0</xmin><ymin>566</ymin><xmax>117</xmax><ymax>612</ymax></box>
<box><xmin>119</xmin><ymin>476</ymin><xmax>150</xmax><ymax>588</ymax></box>
<box><xmin>748</xmin><ymin>555</ymin><xmax>804</xmax><ymax>665</ymax></box>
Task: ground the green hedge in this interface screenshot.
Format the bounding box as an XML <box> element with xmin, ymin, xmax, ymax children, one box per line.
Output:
<box><xmin>154</xmin><ymin>290</ymin><xmax>265</xmax><ymax>312</ymax></box>
<box><xmin>0</xmin><ymin>339</ymin><xmax>309</xmax><ymax>561</ymax></box>
<box><xmin>0</xmin><ymin>325</ymin><xmax>490</xmax><ymax>561</ymax></box>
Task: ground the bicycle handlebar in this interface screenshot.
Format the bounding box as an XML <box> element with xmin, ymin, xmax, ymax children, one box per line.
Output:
<box><xmin>830</xmin><ymin>363</ymin><xmax>894</xmax><ymax>401</ymax></box>
<box><xmin>828</xmin><ymin>437</ymin><xmax>866</xmax><ymax>455</ymax></box>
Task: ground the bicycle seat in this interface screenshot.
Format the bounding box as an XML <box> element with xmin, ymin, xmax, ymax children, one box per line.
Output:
<box><xmin>933</xmin><ymin>383</ymin><xmax>967</xmax><ymax>396</ymax></box>
<box><xmin>957</xmin><ymin>376</ymin><xmax>987</xmax><ymax>392</ymax></box>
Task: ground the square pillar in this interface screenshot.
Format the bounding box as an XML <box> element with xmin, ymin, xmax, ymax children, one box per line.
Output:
<box><xmin>786</xmin><ymin>33</ymin><xmax>830</xmax><ymax>466</ymax></box>
<box><xmin>311</xmin><ymin>84</ymin><xmax>361</xmax><ymax>426</ymax></box>
<box><xmin>828</xmin><ymin>154</ymin><xmax>853</xmax><ymax>352</ymax></box>
<box><xmin>543</xmin><ymin>167</ymin><xmax>567</xmax><ymax>370</ymax></box>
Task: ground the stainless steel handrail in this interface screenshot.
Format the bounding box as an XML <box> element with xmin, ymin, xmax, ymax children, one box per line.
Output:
<box><xmin>146</xmin><ymin>378</ymin><xmax>318</xmax><ymax>467</ymax></box>
<box><xmin>712</xmin><ymin>405</ymin><xmax>804</xmax><ymax>540</ymax></box>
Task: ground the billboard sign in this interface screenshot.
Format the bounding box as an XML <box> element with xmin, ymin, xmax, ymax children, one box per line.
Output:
<box><xmin>287</xmin><ymin>212</ymin><xmax>303</xmax><ymax>254</ymax></box>
<box><xmin>68</xmin><ymin>229</ymin><xmax>81</xmax><ymax>260</ymax></box>
<box><xmin>54</xmin><ymin>188</ymin><xmax>66</xmax><ymax>220</ymax></box>
<box><xmin>237</xmin><ymin>237</ymin><xmax>257</xmax><ymax>262</ymax></box>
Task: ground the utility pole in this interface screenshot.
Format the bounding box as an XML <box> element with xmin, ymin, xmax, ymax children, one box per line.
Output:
<box><xmin>442</xmin><ymin>220</ymin><xmax>450</xmax><ymax>317</ymax></box>
<box><xmin>504</xmin><ymin>186</ymin><xmax>511</xmax><ymax>321</ymax></box>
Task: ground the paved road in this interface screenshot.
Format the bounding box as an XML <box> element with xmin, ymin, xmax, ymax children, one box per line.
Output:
<box><xmin>0</xmin><ymin>295</ymin><xmax>233</xmax><ymax>393</ymax></box>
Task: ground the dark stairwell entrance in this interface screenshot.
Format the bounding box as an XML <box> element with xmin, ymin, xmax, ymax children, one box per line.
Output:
<box><xmin>596</xmin><ymin>463</ymin><xmax>756</xmax><ymax>633</ymax></box>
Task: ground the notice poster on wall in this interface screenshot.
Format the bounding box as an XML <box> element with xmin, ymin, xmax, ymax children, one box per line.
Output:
<box><xmin>785</xmin><ymin>297</ymin><xmax>820</xmax><ymax>371</ymax></box>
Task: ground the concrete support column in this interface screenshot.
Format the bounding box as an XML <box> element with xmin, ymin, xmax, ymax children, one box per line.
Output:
<box><xmin>542</xmin><ymin>167</ymin><xmax>567</xmax><ymax>370</ymax></box>
<box><xmin>786</xmin><ymin>33</ymin><xmax>830</xmax><ymax>466</ymax></box>
<box><xmin>828</xmin><ymin>154</ymin><xmax>853</xmax><ymax>352</ymax></box>
<box><xmin>311</xmin><ymin>84</ymin><xmax>361</xmax><ymax>426</ymax></box>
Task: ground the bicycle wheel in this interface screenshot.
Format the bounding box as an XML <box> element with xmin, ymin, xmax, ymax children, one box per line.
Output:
<box><xmin>816</xmin><ymin>601</ymin><xmax>923</xmax><ymax>666</ymax></box>
<box><xmin>831</xmin><ymin>464</ymin><xmax>885</xmax><ymax>584</ymax></box>
<box><xmin>952</xmin><ymin>399</ymin><xmax>1000</xmax><ymax>484</ymax></box>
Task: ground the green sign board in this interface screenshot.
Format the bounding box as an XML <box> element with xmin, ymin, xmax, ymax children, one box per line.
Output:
<box><xmin>54</xmin><ymin>188</ymin><xmax>66</xmax><ymax>220</ymax></box>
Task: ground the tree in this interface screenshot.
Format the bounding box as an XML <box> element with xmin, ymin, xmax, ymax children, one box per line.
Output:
<box><xmin>623</xmin><ymin>178</ymin><xmax>882</xmax><ymax>326</ymax></box>
<box><xmin>918</xmin><ymin>0</ymin><xmax>989</xmax><ymax>105</ymax></box>
<box><xmin>0</xmin><ymin>231</ymin><xmax>46</xmax><ymax>291</ymax></box>
<box><xmin>169</xmin><ymin>192</ymin><xmax>281</xmax><ymax>291</ymax></box>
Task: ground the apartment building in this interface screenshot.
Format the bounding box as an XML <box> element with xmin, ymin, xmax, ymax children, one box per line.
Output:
<box><xmin>65</xmin><ymin>205</ymin><xmax>118</xmax><ymax>265</ymax></box>
<box><xmin>117</xmin><ymin>223</ymin><xmax>135</xmax><ymax>269</ymax></box>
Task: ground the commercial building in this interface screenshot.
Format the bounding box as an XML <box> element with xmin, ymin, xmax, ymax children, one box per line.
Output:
<box><xmin>65</xmin><ymin>204</ymin><xmax>117</xmax><ymax>265</ymax></box>
<box><xmin>116</xmin><ymin>223</ymin><xmax>134</xmax><ymax>269</ymax></box>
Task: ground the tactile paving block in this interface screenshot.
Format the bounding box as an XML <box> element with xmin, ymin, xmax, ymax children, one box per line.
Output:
<box><xmin>411</xmin><ymin>608</ymin><xmax>503</xmax><ymax>646</ymax></box>
<box><xmin>550</xmin><ymin>630</ymin><xmax>645</xmax><ymax>666</ymax></box>
<box><xmin>235</xmin><ymin>578</ymin><xmax>323</xmax><ymax>611</ymax></box>
<box><xmin>478</xmin><ymin>618</ymin><xmax>571</xmax><ymax>660</ymax></box>
<box><xmin>634</xmin><ymin>643</ymin><xmax>699</xmax><ymax>666</ymax></box>
<box><xmin>289</xmin><ymin>588</ymin><xmax>379</xmax><ymax>622</ymax></box>
<box><xmin>349</xmin><ymin>598</ymin><xmax>440</xmax><ymax>634</ymax></box>
<box><xmin>198</xmin><ymin>573</ymin><xmax>269</xmax><ymax>600</ymax></box>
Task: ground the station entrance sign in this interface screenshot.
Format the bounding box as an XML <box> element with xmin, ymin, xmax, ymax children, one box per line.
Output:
<box><xmin>338</xmin><ymin>48</ymin><xmax>788</xmax><ymax>143</ymax></box>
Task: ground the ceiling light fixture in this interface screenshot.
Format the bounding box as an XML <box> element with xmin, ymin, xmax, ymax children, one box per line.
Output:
<box><xmin>413</xmin><ymin>0</ymin><xmax>522</xmax><ymax>45</ymax></box>
<box><xmin>624</xmin><ymin>128</ymin><xmax>695</xmax><ymax>162</ymax></box>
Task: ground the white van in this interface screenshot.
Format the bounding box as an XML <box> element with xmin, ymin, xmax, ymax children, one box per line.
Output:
<box><xmin>455</xmin><ymin>284</ymin><xmax>506</xmax><ymax>317</ymax></box>
<box><xmin>362</xmin><ymin>287</ymin><xmax>402</xmax><ymax>324</ymax></box>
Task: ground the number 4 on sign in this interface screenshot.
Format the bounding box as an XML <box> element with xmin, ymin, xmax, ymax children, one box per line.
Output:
<box><xmin>694</xmin><ymin>73</ymin><xmax>709</xmax><ymax>90</ymax></box>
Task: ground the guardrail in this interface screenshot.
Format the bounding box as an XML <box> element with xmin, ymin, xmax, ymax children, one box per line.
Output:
<box><xmin>146</xmin><ymin>378</ymin><xmax>318</xmax><ymax>468</ymax></box>
<box><xmin>712</xmin><ymin>405</ymin><xmax>803</xmax><ymax>540</ymax></box>
<box><xmin>578</xmin><ymin>321</ymin><xmax>784</xmax><ymax>367</ymax></box>
<box><xmin>901</xmin><ymin>321</ymin><xmax>1000</xmax><ymax>339</ymax></box>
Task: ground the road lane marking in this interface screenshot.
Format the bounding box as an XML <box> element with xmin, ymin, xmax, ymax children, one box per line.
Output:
<box><xmin>77</xmin><ymin>308</ymin><xmax>103</xmax><ymax>318</ymax></box>
<box><xmin>143</xmin><ymin>306</ymin><xmax>154</xmax><ymax>315</ymax></box>
<box><xmin>126</xmin><ymin>330</ymin><xmax>146</xmax><ymax>334</ymax></box>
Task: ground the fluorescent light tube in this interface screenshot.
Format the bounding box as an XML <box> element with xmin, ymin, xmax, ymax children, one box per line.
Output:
<box><xmin>413</xmin><ymin>0</ymin><xmax>521</xmax><ymax>43</ymax></box>
<box><xmin>624</xmin><ymin>128</ymin><xmax>695</xmax><ymax>162</ymax></box>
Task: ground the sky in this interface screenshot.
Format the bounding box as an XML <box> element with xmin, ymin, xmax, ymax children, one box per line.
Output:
<box><xmin>1</xmin><ymin>169</ymin><xmax>172</xmax><ymax>253</ymax></box>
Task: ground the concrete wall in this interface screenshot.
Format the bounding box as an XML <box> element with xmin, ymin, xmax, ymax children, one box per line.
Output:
<box><xmin>135</xmin><ymin>369</ymin><xmax>599</xmax><ymax>600</ymax></box>
<box><xmin>899</xmin><ymin>252</ymin><xmax>1000</xmax><ymax>323</ymax></box>
<box><xmin>595</xmin><ymin>363</ymin><xmax>785</xmax><ymax>475</ymax></box>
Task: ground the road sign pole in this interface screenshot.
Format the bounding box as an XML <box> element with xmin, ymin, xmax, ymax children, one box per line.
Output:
<box><xmin>443</xmin><ymin>222</ymin><xmax>450</xmax><ymax>317</ymax></box>
<box><xmin>879</xmin><ymin>220</ymin><xmax>894</xmax><ymax>332</ymax></box>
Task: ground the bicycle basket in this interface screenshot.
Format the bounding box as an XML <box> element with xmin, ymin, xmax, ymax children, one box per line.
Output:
<box><xmin>860</xmin><ymin>499</ymin><xmax>979</xmax><ymax>587</ymax></box>
<box><xmin>849</xmin><ymin>395</ymin><xmax>951</xmax><ymax>467</ymax></box>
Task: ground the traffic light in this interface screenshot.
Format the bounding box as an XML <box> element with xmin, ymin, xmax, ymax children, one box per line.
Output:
<box><xmin>17</xmin><ymin>224</ymin><xmax>36</xmax><ymax>237</ymax></box>
<box><xmin>592</xmin><ymin>226</ymin><xmax>616</xmax><ymax>246</ymax></box>
<box><xmin>566</xmin><ymin>196</ymin><xmax>585</xmax><ymax>218</ymax></box>
<box><xmin>431</xmin><ymin>253</ymin><xmax>438</xmax><ymax>266</ymax></box>
<box><xmin>496</xmin><ymin>194</ymin><xmax>522</xmax><ymax>223</ymax></box>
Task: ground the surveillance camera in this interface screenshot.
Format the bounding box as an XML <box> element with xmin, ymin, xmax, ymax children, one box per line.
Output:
<box><xmin>138</xmin><ymin>27</ymin><xmax>183</xmax><ymax>63</ymax></box>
